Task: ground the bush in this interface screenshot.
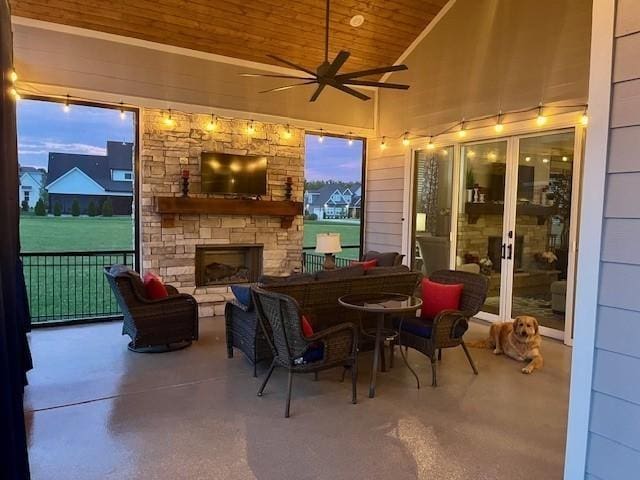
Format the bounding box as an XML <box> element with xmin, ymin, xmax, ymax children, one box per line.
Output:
<box><xmin>87</xmin><ymin>201</ymin><xmax>97</xmax><ymax>217</ymax></box>
<box><xmin>101</xmin><ymin>198</ymin><xmax>113</xmax><ymax>217</ymax></box>
<box><xmin>71</xmin><ymin>199</ymin><xmax>81</xmax><ymax>217</ymax></box>
<box><xmin>21</xmin><ymin>200</ymin><xmax>29</xmax><ymax>212</ymax></box>
<box><xmin>308</xmin><ymin>213</ymin><xmax>318</xmax><ymax>221</ymax></box>
<box><xmin>34</xmin><ymin>199</ymin><xmax>47</xmax><ymax>216</ymax></box>
<box><xmin>53</xmin><ymin>203</ymin><xmax>62</xmax><ymax>216</ymax></box>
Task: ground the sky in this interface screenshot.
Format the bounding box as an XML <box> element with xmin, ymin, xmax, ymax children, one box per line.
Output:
<box><xmin>17</xmin><ymin>99</ymin><xmax>135</xmax><ymax>169</ymax></box>
<box><xmin>17</xmin><ymin>99</ymin><xmax>362</xmax><ymax>184</ymax></box>
<box><xmin>304</xmin><ymin>135</ymin><xmax>364</xmax><ymax>183</ymax></box>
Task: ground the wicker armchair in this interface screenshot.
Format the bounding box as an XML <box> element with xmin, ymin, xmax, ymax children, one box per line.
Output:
<box><xmin>251</xmin><ymin>286</ymin><xmax>359</xmax><ymax>418</ymax></box>
<box><xmin>104</xmin><ymin>267</ymin><xmax>199</xmax><ymax>352</ymax></box>
<box><xmin>225</xmin><ymin>299</ymin><xmax>273</xmax><ymax>377</ymax></box>
<box><xmin>394</xmin><ymin>269</ymin><xmax>488</xmax><ymax>386</ymax></box>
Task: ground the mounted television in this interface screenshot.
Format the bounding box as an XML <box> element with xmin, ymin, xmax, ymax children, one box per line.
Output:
<box><xmin>201</xmin><ymin>152</ymin><xmax>267</xmax><ymax>196</ymax></box>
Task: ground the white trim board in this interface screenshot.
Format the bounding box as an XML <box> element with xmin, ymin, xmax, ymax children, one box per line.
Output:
<box><xmin>563</xmin><ymin>0</ymin><xmax>616</xmax><ymax>478</ymax></box>
<box><xmin>46</xmin><ymin>166</ymin><xmax>132</xmax><ymax>196</ymax></box>
<box><xmin>380</xmin><ymin>0</ymin><xmax>457</xmax><ymax>83</ymax></box>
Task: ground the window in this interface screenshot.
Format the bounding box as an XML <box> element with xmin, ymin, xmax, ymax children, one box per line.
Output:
<box><xmin>24</xmin><ymin>190</ymin><xmax>30</xmax><ymax>202</ymax></box>
<box><xmin>111</xmin><ymin>169</ymin><xmax>133</xmax><ymax>181</ymax></box>
<box><xmin>303</xmin><ymin>133</ymin><xmax>365</xmax><ymax>262</ymax></box>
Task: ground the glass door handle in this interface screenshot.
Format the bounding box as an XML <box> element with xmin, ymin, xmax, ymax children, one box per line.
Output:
<box><xmin>507</xmin><ymin>244</ymin><xmax>513</xmax><ymax>260</ymax></box>
<box><xmin>501</xmin><ymin>243</ymin><xmax>506</xmax><ymax>259</ymax></box>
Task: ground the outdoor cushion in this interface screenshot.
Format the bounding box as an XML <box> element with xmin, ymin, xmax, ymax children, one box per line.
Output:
<box><xmin>301</xmin><ymin>314</ymin><xmax>314</xmax><ymax>337</ymax></box>
<box><xmin>109</xmin><ymin>264</ymin><xmax>137</xmax><ymax>278</ymax></box>
<box><xmin>258</xmin><ymin>273</ymin><xmax>315</xmax><ymax>286</ymax></box>
<box><xmin>394</xmin><ymin>317</ymin><xmax>433</xmax><ymax>338</ymax></box>
<box><xmin>231</xmin><ymin>284</ymin><xmax>253</xmax><ymax>310</ymax></box>
<box><xmin>363</xmin><ymin>251</ymin><xmax>402</xmax><ymax>267</ymax></box>
<box><xmin>350</xmin><ymin>259</ymin><xmax>378</xmax><ymax>270</ymax></box>
<box><xmin>143</xmin><ymin>272</ymin><xmax>169</xmax><ymax>300</ymax></box>
<box><xmin>420</xmin><ymin>278</ymin><xmax>463</xmax><ymax>320</ymax></box>
<box><xmin>365</xmin><ymin>265</ymin><xmax>411</xmax><ymax>276</ymax></box>
<box><xmin>315</xmin><ymin>264</ymin><xmax>365</xmax><ymax>281</ymax></box>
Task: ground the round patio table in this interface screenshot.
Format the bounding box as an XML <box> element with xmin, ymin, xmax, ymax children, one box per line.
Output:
<box><xmin>338</xmin><ymin>292</ymin><xmax>422</xmax><ymax>398</ymax></box>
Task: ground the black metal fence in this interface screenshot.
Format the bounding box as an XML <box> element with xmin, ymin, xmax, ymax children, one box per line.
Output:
<box><xmin>21</xmin><ymin>250</ymin><xmax>135</xmax><ymax>325</ymax></box>
<box><xmin>302</xmin><ymin>245</ymin><xmax>361</xmax><ymax>273</ymax></box>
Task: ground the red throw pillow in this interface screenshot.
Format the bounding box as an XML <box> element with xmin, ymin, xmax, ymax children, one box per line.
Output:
<box><xmin>301</xmin><ymin>315</ymin><xmax>314</xmax><ymax>338</ymax></box>
<box><xmin>349</xmin><ymin>259</ymin><xmax>378</xmax><ymax>270</ymax></box>
<box><xmin>420</xmin><ymin>278</ymin><xmax>463</xmax><ymax>320</ymax></box>
<box><xmin>143</xmin><ymin>272</ymin><xmax>169</xmax><ymax>300</ymax></box>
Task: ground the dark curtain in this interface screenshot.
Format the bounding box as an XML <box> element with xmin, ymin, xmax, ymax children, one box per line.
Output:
<box><xmin>1</xmin><ymin>0</ymin><xmax>32</xmax><ymax>477</ymax></box>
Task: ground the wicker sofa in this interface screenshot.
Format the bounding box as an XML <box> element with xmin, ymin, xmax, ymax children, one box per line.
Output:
<box><xmin>225</xmin><ymin>265</ymin><xmax>421</xmax><ymax>375</ymax></box>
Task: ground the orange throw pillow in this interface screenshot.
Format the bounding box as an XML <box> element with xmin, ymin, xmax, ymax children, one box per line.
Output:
<box><xmin>143</xmin><ymin>272</ymin><xmax>169</xmax><ymax>300</ymax></box>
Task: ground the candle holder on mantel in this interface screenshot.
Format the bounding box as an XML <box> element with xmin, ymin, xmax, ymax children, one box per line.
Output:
<box><xmin>285</xmin><ymin>176</ymin><xmax>293</xmax><ymax>201</ymax></box>
<box><xmin>181</xmin><ymin>169</ymin><xmax>190</xmax><ymax>197</ymax></box>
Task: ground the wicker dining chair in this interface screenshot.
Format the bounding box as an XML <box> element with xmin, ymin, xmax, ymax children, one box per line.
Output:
<box><xmin>251</xmin><ymin>286</ymin><xmax>359</xmax><ymax>418</ymax></box>
<box><xmin>393</xmin><ymin>269</ymin><xmax>489</xmax><ymax>387</ymax></box>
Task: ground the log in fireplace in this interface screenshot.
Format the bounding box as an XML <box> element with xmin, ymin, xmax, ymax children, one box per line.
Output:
<box><xmin>195</xmin><ymin>245</ymin><xmax>263</xmax><ymax>286</ymax></box>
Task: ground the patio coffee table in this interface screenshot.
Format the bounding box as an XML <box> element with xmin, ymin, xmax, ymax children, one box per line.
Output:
<box><xmin>338</xmin><ymin>292</ymin><xmax>422</xmax><ymax>398</ymax></box>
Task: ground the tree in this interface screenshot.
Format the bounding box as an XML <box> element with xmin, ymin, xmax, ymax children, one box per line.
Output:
<box><xmin>87</xmin><ymin>201</ymin><xmax>97</xmax><ymax>217</ymax></box>
<box><xmin>71</xmin><ymin>199</ymin><xmax>81</xmax><ymax>217</ymax></box>
<box><xmin>34</xmin><ymin>198</ymin><xmax>47</xmax><ymax>216</ymax></box>
<box><xmin>101</xmin><ymin>198</ymin><xmax>113</xmax><ymax>217</ymax></box>
<box><xmin>53</xmin><ymin>203</ymin><xmax>62</xmax><ymax>217</ymax></box>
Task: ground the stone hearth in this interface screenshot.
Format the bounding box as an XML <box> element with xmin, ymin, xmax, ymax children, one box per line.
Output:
<box><xmin>140</xmin><ymin>109</ymin><xmax>304</xmax><ymax>316</ymax></box>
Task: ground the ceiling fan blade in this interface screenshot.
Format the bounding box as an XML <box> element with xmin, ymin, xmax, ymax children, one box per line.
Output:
<box><xmin>323</xmin><ymin>79</ymin><xmax>371</xmax><ymax>101</ymax></box>
<box><xmin>266</xmin><ymin>54</ymin><xmax>317</xmax><ymax>77</ymax></box>
<box><xmin>336</xmin><ymin>64</ymin><xmax>408</xmax><ymax>80</ymax></box>
<box><xmin>342</xmin><ymin>79</ymin><xmax>409</xmax><ymax>90</ymax></box>
<box><xmin>259</xmin><ymin>81</ymin><xmax>317</xmax><ymax>94</ymax></box>
<box><xmin>309</xmin><ymin>84</ymin><xmax>327</xmax><ymax>102</ymax></box>
<box><xmin>240</xmin><ymin>73</ymin><xmax>315</xmax><ymax>80</ymax></box>
<box><xmin>325</xmin><ymin>50</ymin><xmax>350</xmax><ymax>78</ymax></box>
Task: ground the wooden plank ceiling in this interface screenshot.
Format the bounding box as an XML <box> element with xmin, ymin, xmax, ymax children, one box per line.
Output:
<box><xmin>9</xmin><ymin>0</ymin><xmax>448</xmax><ymax>75</ymax></box>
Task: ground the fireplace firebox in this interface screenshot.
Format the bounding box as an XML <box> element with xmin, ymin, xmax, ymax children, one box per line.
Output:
<box><xmin>195</xmin><ymin>245</ymin><xmax>263</xmax><ymax>286</ymax></box>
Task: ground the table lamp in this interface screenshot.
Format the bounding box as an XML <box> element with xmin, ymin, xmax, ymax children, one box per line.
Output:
<box><xmin>315</xmin><ymin>233</ymin><xmax>342</xmax><ymax>270</ymax></box>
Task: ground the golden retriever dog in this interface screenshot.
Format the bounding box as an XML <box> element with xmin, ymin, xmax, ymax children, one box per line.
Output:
<box><xmin>470</xmin><ymin>316</ymin><xmax>543</xmax><ymax>374</ymax></box>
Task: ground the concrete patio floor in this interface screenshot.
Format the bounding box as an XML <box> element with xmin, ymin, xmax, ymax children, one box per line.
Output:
<box><xmin>24</xmin><ymin>317</ymin><xmax>571</xmax><ymax>480</ymax></box>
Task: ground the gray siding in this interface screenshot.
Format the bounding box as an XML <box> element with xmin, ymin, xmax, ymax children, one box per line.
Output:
<box><xmin>364</xmin><ymin>152</ymin><xmax>404</xmax><ymax>253</ymax></box>
<box><xmin>586</xmin><ymin>0</ymin><xmax>640</xmax><ymax>476</ymax></box>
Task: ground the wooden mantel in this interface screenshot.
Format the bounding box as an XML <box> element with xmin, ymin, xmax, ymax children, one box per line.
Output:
<box><xmin>154</xmin><ymin>197</ymin><xmax>303</xmax><ymax>229</ymax></box>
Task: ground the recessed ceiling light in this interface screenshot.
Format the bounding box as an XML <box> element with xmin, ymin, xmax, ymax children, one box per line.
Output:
<box><xmin>350</xmin><ymin>14</ymin><xmax>365</xmax><ymax>27</ymax></box>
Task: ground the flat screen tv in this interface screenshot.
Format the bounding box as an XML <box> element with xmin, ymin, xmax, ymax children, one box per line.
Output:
<box><xmin>201</xmin><ymin>152</ymin><xmax>267</xmax><ymax>196</ymax></box>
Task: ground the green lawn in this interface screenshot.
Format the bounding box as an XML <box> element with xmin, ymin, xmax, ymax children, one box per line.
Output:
<box><xmin>303</xmin><ymin>220</ymin><xmax>361</xmax><ymax>260</ymax></box>
<box><xmin>20</xmin><ymin>215</ymin><xmax>133</xmax><ymax>252</ymax></box>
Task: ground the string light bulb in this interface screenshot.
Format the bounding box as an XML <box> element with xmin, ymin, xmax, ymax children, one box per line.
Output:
<box><xmin>63</xmin><ymin>94</ymin><xmax>70</xmax><ymax>113</ymax></box>
<box><xmin>283</xmin><ymin>124</ymin><xmax>292</xmax><ymax>139</ymax></box>
<box><xmin>380</xmin><ymin>136</ymin><xmax>387</xmax><ymax>150</ymax></box>
<box><xmin>207</xmin><ymin>113</ymin><xmax>217</xmax><ymax>131</ymax></box>
<box><xmin>9</xmin><ymin>87</ymin><xmax>20</xmax><ymax>101</ymax></box>
<box><xmin>580</xmin><ymin>107</ymin><xmax>589</xmax><ymax>126</ymax></box>
<box><xmin>318</xmin><ymin>129</ymin><xmax>324</xmax><ymax>142</ymax></box>
<box><xmin>163</xmin><ymin>109</ymin><xmax>175</xmax><ymax>127</ymax></box>
<box><xmin>458</xmin><ymin>120</ymin><xmax>467</xmax><ymax>138</ymax></box>
<box><xmin>348</xmin><ymin>132</ymin><xmax>353</xmax><ymax>146</ymax></box>
<box><xmin>9</xmin><ymin>69</ymin><xmax>17</xmax><ymax>83</ymax></box>
<box><xmin>427</xmin><ymin>137</ymin><xmax>435</xmax><ymax>150</ymax></box>
<box><xmin>247</xmin><ymin>120</ymin><xmax>255</xmax><ymax>134</ymax></box>
<box><xmin>495</xmin><ymin>112</ymin><xmax>504</xmax><ymax>133</ymax></box>
<box><xmin>402</xmin><ymin>132</ymin><xmax>410</xmax><ymax>147</ymax></box>
<box><xmin>119</xmin><ymin>102</ymin><xmax>126</xmax><ymax>120</ymax></box>
<box><xmin>536</xmin><ymin>104</ymin><xmax>547</xmax><ymax>126</ymax></box>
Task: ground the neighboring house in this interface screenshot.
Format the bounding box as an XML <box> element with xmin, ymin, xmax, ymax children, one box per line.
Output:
<box><xmin>46</xmin><ymin>141</ymin><xmax>134</xmax><ymax>215</ymax></box>
<box><xmin>18</xmin><ymin>166</ymin><xmax>46</xmax><ymax>209</ymax></box>
<box><xmin>304</xmin><ymin>182</ymin><xmax>362</xmax><ymax>219</ymax></box>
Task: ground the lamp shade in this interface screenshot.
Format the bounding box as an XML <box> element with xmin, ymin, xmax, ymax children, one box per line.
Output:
<box><xmin>416</xmin><ymin>213</ymin><xmax>427</xmax><ymax>232</ymax></box>
<box><xmin>315</xmin><ymin>233</ymin><xmax>342</xmax><ymax>254</ymax></box>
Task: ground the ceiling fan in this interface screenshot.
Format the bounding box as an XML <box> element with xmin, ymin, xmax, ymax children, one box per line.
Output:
<box><xmin>240</xmin><ymin>0</ymin><xmax>409</xmax><ymax>102</ymax></box>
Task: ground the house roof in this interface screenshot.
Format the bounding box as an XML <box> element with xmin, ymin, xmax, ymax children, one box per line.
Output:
<box><xmin>8</xmin><ymin>1</ymin><xmax>448</xmax><ymax>78</ymax></box>
<box><xmin>46</xmin><ymin>141</ymin><xmax>133</xmax><ymax>193</ymax></box>
<box><xmin>306</xmin><ymin>182</ymin><xmax>362</xmax><ymax>208</ymax></box>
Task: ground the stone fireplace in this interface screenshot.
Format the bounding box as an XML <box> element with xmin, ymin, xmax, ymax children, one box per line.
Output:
<box><xmin>195</xmin><ymin>245</ymin><xmax>263</xmax><ymax>286</ymax></box>
<box><xmin>140</xmin><ymin>109</ymin><xmax>304</xmax><ymax>316</ymax></box>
